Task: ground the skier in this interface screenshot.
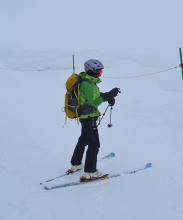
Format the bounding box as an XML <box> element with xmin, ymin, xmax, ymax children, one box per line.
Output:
<box><xmin>67</xmin><ymin>59</ymin><xmax>120</xmax><ymax>182</ymax></box>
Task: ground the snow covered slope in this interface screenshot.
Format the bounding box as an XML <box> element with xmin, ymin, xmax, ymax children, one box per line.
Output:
<box><xmin>0</xmin><ymin>50</ymin><xmax>183</xmax><ymax>220</ymax></box>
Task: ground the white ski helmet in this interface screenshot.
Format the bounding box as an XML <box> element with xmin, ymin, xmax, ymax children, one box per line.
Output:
<box><xmin>84</xmin><ymin>59</ymin><xmax>104</xmax><ymax>73</ymax></box>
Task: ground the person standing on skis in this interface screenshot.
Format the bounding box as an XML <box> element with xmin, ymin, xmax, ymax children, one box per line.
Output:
<box><xmin>67</xmin><ymin>59</ymin><xmax>120</xmax><ymax>182</ymax></box>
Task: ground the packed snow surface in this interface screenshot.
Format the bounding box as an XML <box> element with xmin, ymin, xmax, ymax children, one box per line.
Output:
<box><xmin>0</xmin><ymin>49</ymin><xmax>183</xmax><ymax>220</ymax></box>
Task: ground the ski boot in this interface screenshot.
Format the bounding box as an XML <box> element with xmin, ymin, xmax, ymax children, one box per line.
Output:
<box><xmin>66</xmin><ymin>164</ymin><xmax>83</xmax><ymax>174</ymax></box>
<box><xmin>80</xmin><ymin>170</ymin><xmax>108</xmax><ymax>182</ymax></box>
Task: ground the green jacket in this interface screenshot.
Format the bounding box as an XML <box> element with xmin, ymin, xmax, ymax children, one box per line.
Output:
<box><xmin>79</xmin><ymin>72</ymin><xmax>104</xmax><ymax>119</ymax></box>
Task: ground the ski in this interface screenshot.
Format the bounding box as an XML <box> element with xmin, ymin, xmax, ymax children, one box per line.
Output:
<box><xmin>40</xmin><ymin>152</ymin><xmax>115</xmax><ymax>185</ymax></box>
<box><xmin>43</xmin><ymin>162</ymin><xmax>152</xmax><ymax>190</ymax></box>
<box><xmin>123</xmin><ymin>162</ymin><xmax>152</xmax><ymax>174</ymax></box>
<box><xmin>44</xmin><ymin>174</ymin><xmax>120</xmax><ymax>190</ymax></box>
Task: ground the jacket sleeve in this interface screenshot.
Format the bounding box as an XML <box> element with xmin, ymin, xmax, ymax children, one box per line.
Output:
<box><xmin>81</xmin><ymin>82</ymin><xmax>104</xmax><ymax>107</ymax></box>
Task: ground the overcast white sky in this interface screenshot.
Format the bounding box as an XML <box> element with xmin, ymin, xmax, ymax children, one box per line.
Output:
<box><xmin>0</xmin><ymin>0</ymin><xmax>182</xmax><ymax>52</ymax></box>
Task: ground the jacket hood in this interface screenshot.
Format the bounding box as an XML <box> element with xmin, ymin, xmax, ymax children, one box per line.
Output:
<box><xmin>79</xmin><ymin>72</ymin><xmax>102</xmax><ymax>84</ymax></box>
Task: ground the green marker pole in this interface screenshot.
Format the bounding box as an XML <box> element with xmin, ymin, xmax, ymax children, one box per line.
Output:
<box><xmin>179</xmin><ymin>48</ymin><xmax>183</xmax><ymax>80</ymax></box>
<box><xmin>72</xmin><ymin>54</ymin><xmax>75</xmax><ymax>74</ymax></box>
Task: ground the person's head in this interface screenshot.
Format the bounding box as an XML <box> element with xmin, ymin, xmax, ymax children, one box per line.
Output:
<box><xmin>84</xmin><ymin>59</ymin><xmax>104</xmax><ymax>78</ymax></box>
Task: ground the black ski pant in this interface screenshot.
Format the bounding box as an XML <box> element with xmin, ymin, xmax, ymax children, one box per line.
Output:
<box><xmin>71</xmin><ymin>117</ymin><xmax>100</xmax><ymax>173</ymax></box>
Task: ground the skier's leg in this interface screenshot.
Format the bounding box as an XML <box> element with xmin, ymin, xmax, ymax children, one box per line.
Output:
<box><xmin>84</xmin><ymin>117</ymin><xmax>100</xmax><ymax>173</ymax></box>
<box><xmin>71</xmin><ymin>120</ymin><xmax>89</xmax><ymax>165</ymax></box>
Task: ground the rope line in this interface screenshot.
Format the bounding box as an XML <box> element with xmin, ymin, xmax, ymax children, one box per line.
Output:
<box><xmin>104</xmin><ymin>65</ymin><xmax>179</xmax><ymax>80</ymax></box>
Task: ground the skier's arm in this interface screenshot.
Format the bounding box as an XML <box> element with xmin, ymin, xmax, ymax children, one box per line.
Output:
<box><xmin>82</xmin><ymin>82</ymin><xmax>103</xmax><ymax>107</ymax></box>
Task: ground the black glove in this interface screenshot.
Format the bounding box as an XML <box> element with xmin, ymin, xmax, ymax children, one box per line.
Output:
<box><xmin>108</xmin><ymin>98</ymin><xmax>115</xmax><ymax>106</ymax></box>
<box><xmin>101</xmin><ymin>88</ymin><xmax>121</xmax><ymax>101</ymax></box>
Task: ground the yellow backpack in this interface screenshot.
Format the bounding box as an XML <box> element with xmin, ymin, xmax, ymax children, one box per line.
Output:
<box><xmin>64</xmin><ymin>73</ymin><xmax>81</xmax><ymax>119</ymax></box>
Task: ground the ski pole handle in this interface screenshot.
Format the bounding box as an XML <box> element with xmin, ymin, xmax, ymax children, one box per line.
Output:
<box><xmin>117</xmin><ymin>88</ymin><xmax>121</xmax><ymax>93</ymax></box>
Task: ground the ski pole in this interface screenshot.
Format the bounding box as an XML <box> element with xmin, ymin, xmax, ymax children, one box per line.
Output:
<box><xmin>107</xmin><ymin>106</ymin><xmax>113</xmax><ymax>128</ymax></box>
<box><xmin>97</xmin><ymin>104</ymin><xmax>110</xmax><ymax>127</ymax></box>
